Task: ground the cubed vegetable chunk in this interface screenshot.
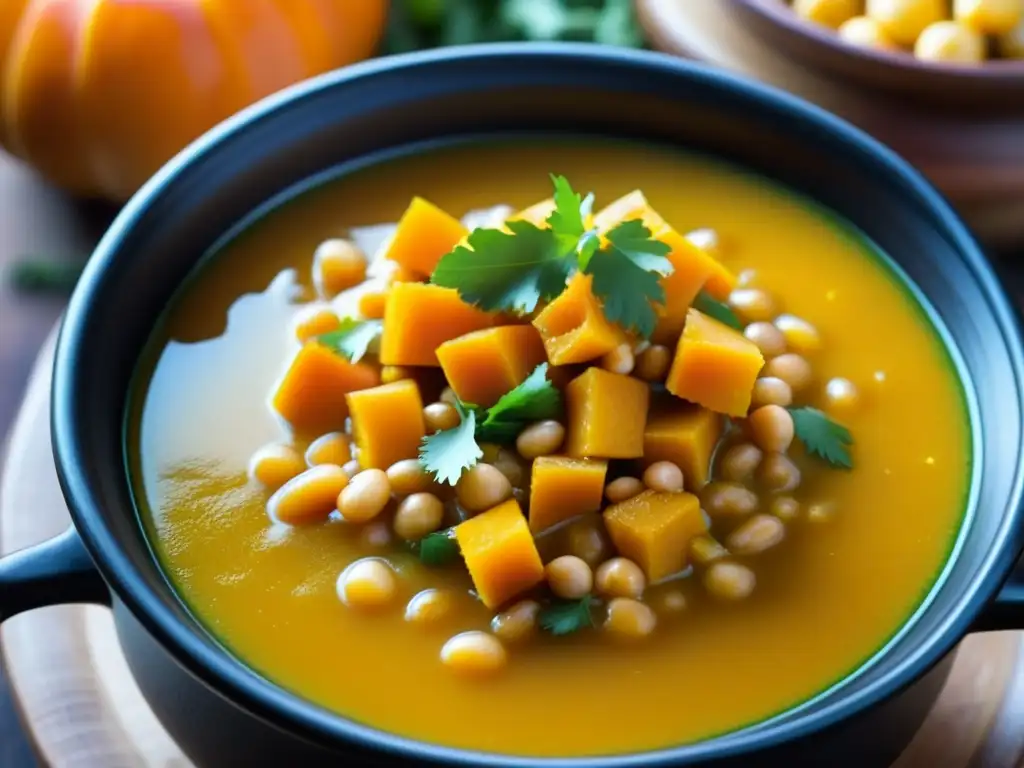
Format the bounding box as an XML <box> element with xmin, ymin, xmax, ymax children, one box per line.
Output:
<box><xmin>603</xmin><ymin>490</ymin><xmax>707</xmax><ymax>582</ymax></box>
<box><xmin>381</xmin><ymin>283</ymin><xmax>494</xmax><ymax>367</ymax></box>
<box><xmin>564</xmin><ymin>367</ymin><xmax>649</xmax><ymax>458</ymax></box>
<box><xmin>383</xmin><ymin>197</ymin><xmax>468</xmax><ymax>277</ymax></box>
<box><xmin>509</xmin><ymin>197</ymin><xmax>556</xmax><ymax>226</ymax></box>
<box><xmin>346</xmin><ymin>380</ymin><xmax>426</xmax><ymax>469</ymax></box>
<box><xmin>455</xmin><ymin>499</ymin><xmax>545</xmax><ymax>609</ymax></box>
<box><xmin>272</xmin><ymin>342</ymin><xmax>381</xmax><ymax>434</ymax></box>
<box><xmin>437</xmin><ymin>325</ymin><xmax>546</xmax><ymax>407</ymax></box>
<box><xmin>528</xmin><ymin>456</ymin><xmax>608</xmax><ymax>533</ymax></box>
<box><xmin>666</xmin><ymin>309</ymin><xmax>764</xmax><ymax>417</ymax></box>
<box><xmin>644</xmin><ymin>398</ymin><xmax>723</xmax><ymax>489</ymax></box>
<box><xmin>532</xmin><ymin>274</ymin><xmax>629</xmax><ymax>365</ymax></box>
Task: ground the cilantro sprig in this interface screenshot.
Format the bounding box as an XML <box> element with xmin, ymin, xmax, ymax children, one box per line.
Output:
<box><xmin>693</xmin><ymin>290</ymin><xmax>742</xmax><ymax>331</ymax></box>
<box><xmin>317</xmin><ymin>318</ymin><xmax>383</xmax><ymax>363</ymax></box>
<box><xmin>789</xmin><ymin>407</ymin><xmax>854</xmax><ymax>470</ymax></box>
<box><xmin>539</xmin><ymin>595</ymin><xmax>594</xmax><ymax>636</ymax></box>
<box><xmin>419</xmin><ymin>363</ymin><xmax>562</xmax><ymax>483</ymax></box>
<box><xmin>417</xmin><ymin>528</ymin><xmax>460</xmax><ymax>566</ymax></box>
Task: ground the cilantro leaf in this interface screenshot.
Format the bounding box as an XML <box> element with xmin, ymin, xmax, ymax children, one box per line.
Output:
<box><xmin>418</xmin><ymin>529</ymin><xmax>460</xmax><ymax>567</ymax></box>
<box><xmin>693</xmin><ymin>290</ymin><xmax>742</xmax><ymax>331</ymax></box>
<box><xmin>476</xmin><ymin>364</ymin><xmax>562</xmax><ymax>442</ymax></box>
<box><xmin>418</xmin><ymin>401</ymin><xmax>483</xmax><ymax>485</ymax></box>
<box><xmin>789</xmin><ymin>407</ymin><xmax>854</xmax><ymax>469</ymax></box>
<box><xmin>317</xmin><ymin>318</ymin><xmax>383</xmax><ymax>364</ymax></box>
<box><xmin>602</xmin><ymin>219</ymin><xmax>674</xmax><ymax>274</ymax></box>
<box><xmin>430</xmin><ymin>221</ymin><xmax>575</xmax><ymax>314</ymax></box>
<box><xmin>539</xmin><ymin>595</ymin><xmax>594</xmax><ymax>636</ymax></box>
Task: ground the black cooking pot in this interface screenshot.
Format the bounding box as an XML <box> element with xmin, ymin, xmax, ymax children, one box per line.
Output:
<box><xmin>1</xmin><ymin>44</ymin><xmax>1023</xmax><ymax>768</ymax></box>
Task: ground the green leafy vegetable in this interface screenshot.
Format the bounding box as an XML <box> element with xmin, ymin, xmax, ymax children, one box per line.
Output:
<box><xmin>692</xmin><ymin>290</ymin><xmax>742</xmax><ymax>331</ymax></box>
<box><xmin>789</xmin><ymin>407</ymin><xmax>854</xmax><ymax>469</ymax></box>
<box><xmin>418</xmin><ymin>529</ymin><xmax>460</xmax><ymax>566</ymax></box>
<box><xmin>317</xmin><ymin>319</ymin><xmax>383</xmax><ymax>364</ymax></box>
<box><xmin>419</xmin><ymin>401</ymin><xmax>484</xmax><ymax>485</ymax></box>
<box><xmin>7</xmin><ymin>258</ymin><xmax>84</xmax><ymax>294</ymax></box>
<box><xmin>476</xmin><ymin>363</ymin><xmax>562</xmax><ymax>442</ymax></box>
<box><xmin>539</xmin><ymin>595</ymin><xmax>594</xmax><ymax>636</ymax></box>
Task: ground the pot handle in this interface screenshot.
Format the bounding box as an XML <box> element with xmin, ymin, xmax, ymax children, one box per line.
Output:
<box><xmin>0</xmin><ymin>526</ymin><xmax>110</xmax><ymax>622</ymax></box>
<box><xmin>974</xmin><ymin>564</ymin><xmax>1024</xmax><ymax>632</ymax></box>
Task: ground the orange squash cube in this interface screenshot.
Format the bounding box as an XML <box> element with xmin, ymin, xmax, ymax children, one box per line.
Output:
<box><xmin>564</xmin><ymin>367</ymin><xmax>649</xmax><ymax>459</ymax></box>
<box><xmin>509</xmin><ymin>197</ymin><xmax>556</xmax><ymax>226</ymax></box>
<box><xmin>383</xmin><ymin>197</ymin><xmax>468</xmax><ymax>277</ymax></box>
<box><xmin>454</xmin><ymin>499</ymin><xmax>545</xmax><ymax>609</ymax></box>
<box><xmin>436</xmin><ymin>325</ymin><xmax>547</xmax><ymax>407</ymax></box>
<box><xmin>666</xmin><ymin>309</ymin><xmax>765</xmax><ymax>417</ymax></box>
<box><xmin>528</xmin><ymin>456</ymin><xmax>608</xmax><ymax>533</ymax></box>
<box><xmin>603</xmin><ymin>490</ymin><xmax>707</xmax><ymax>582</ymax></box>
<box><xmin>272</xmin><ymin>342</ymin><xmax>381</xmax><ymax>435</ymax></box>
<box><xmin>643</xmin><ymin>398</ymin><xmax>723</xmax><ymax>490</ymax></box>
<box><xmin>346</xmin><ymin>380</ymin><xmax>426</xmax><ymax>469</ymax></box>
<box><xmin>532</xmin><ymin>273</ymin><xmax>629</xmax><ymax>365</ymax></box>
<box><xmin>380</xmin><ymin>283</ymin><xmax>494</xmax><ymax>367</ymax></box>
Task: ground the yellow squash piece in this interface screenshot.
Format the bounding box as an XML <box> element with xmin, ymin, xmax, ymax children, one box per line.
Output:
<box><xmin>666</xmin><ymin>309</ymin><xmax>764</xmax><ymax>417</ymax></box>
<box><xmin>643</xmin><ymin>398</ymin><xmax>723</xmax><ymax>490</ymax></box>
<box><xmin>528</xmin><ymin>456</ymin><xmax>608</xmax><ymax>533</ymax></box>
<box><xmin>508</xmin><ymin>197</ymin><xmax>556</xmax><ymax>226</ymax></box>
<box><xmin>454</xmin><ymin>499</ymin><xmax>545</xmax><ymax>609</ymax></box>
<box><xmin>346</xmin><ymin>380</ymin><xmax>426</xmax><ymax>470</ymax></box>
<box><xmin>382</xmin><ymin>197</ymin><xmax>469</xmax><ymax>277</ymax></box>
<box><xmin>381</xmin><ymin>283</ymin><xmax>494</xmax><ymax>367</ymax></box>
<box><xmin>272</xmin><ymin>342</ymin><xmax>381</xmax><ymax>435</ymax></box>
<box><xmin>437</xmin><ymin>325</ymin><xmax>547</xmax><ymax>408</ymax></box>
<box><xmin>564</xmin><ymin>367</ymin><xmax>650</xmax><ymax>458</ymax></box>
<box><xmin>532</xmin><ymin>273</ymin><xmax>628</xmax><ymax>365</ymax></box>
<box><xmin>603</xmin><ymin>490</ymin><xmax>707</xmax><ymax>582</ymax></box>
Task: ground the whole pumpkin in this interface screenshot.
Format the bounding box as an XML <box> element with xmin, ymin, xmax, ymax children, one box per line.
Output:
<box><xmin>0</xmin><ymin>0</ymin><xmax>389</xmax><ymax>201</ymax></box>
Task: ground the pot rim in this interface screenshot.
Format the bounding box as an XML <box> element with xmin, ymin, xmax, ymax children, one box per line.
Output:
<box><xmin>51</xmin><ymin>42</ymin><xmax>1024</xmax><ymax>766</ymax></box>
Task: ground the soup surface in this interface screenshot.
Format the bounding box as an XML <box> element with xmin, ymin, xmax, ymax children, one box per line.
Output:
<box><xmin>129</xmin><ymin>139</ymin><xmax>970</xmax><ymax>757</ymax></box>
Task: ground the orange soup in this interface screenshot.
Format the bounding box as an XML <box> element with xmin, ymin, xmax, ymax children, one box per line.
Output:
<box><xmin>128</xmin><ymin>139</ymin><xmax>970</xmax><ymax>758</ymax></box>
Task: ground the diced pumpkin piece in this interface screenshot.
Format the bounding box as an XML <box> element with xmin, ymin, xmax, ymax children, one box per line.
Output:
<box><xmin>381</xmin><ymin>283</ymin><xmax>494</xmax><ymax>367</ymax></box>
<box><xmin>666</xmin><ymin>309</ymin><xmax>765</xmax><ymax>417</ymax></box>
<box><xmin>593</xmin><ymin>189</ymin><xmax>662</xmax><ymax>232</ymax></box>
<box><xmin>272</xmin><ymin>342</ymin><xmax>381</xmax><ymax>434</ymax></box>
<box><xmin>454</xmin><ymin>499</ymin><xmax>545</xmax><ymax>609</ymax></box>
<box><xmin>643</xmin><ymin>397</ymin><xmax>723</xmax><ymax>489</ymax></box>
<box><xmin>603</xmin><ymin>490</ymin><xmax>707</xmax><ymax>582</ymax></box>
<box><xmin>346</xmin><ymin>380</ymin><xmax>426</xmax><ymax>469</ymax></box>
<box><xmin>532</xmin><ymin>273</ymin><xmax>629</xmax><ymax>365</ymax></box>
<box><xmin>509</xmin><ymin>197</ymin><xmax>556</xmax><ymax>226</ymax></box>
<box><xmin>564</xmin><ymin>367</ymin><xmax>649</xmax><ymax>458</ymax></box>
<box><xmin>382</xmin><ymin>197</ymin><xmax>468</xmax><ymax>277</ymax></box>
<box><xmin>437</xmin><ymin>325</ymin><xmax>546</xmax><ymax>407</ymax></box>
<box><xmin>528</xmin><ymin>456</ymin><xmax>608</xmax><ymax>533</ymax></box>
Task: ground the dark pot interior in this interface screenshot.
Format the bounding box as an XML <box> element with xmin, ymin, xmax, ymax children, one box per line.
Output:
<box><xmin>50</xmin><ymin>45</ymin><xmax>1024</xmax><ymax>766</ymax></box>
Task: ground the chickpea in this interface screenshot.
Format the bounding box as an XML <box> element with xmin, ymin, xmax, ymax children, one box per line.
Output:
<box><xmin>720</xmin><ymin>443</ymin><xmax>763</xmax><ymax>482</ymax></box>
<box><xmin>635</xmin><ymin>344</ymin><xmax>672</xmax><ymax>381</ymax></box>
<box><xmin>955</xmin><ymin>0</ymin><xmax>1022</xmax><ymax>35</ymax></box>
<box><xmin>704</xmin><ymin>562</ymin><xmax>756</xmax><ymax>601</ymax></box>
<box><xmin>595</xmin><ymin>557</ymin><xmax>647</xmax><ymax>599</ymax></box>
<box><xmin>342</xmin><ymin>459</ymin><xmax>362</xmax><ymax>479</ymax></box>
<box><xmin>567</xmin><ymin>521</ymin><xmax>611</xmax><ymax>566</ymax></box>
<box><xmin>293</xmin><ymin>304</ymin><xmax>341</xmax><ymax>342</ymax></box>
<box><xmin>727</xmin><ymin>514</ymin><xmax>786</xmax><ymax>555</ymax></box>
<box><xmin>456</xmin><ymin>463</ymin><xmax>512</xmax><ymax>513</ymax></box>
<box><xmin>605</xmin><ymin>476</ymin><xmax>645</xmax><ymax>504</ymax></box>
<box><xmin>728</xmin><ymin>288</ymin><xmax>776</xmax><ymax>323</ymax></box>
<box><xmin>643</xmin><ymin>461</ymin><xmax>685</xmax><ymax>493</ymax></box>
<box><xmin>313</xmin><ymin>238</ymin><xmax>367</xmax><ymax>298</ymax></box>
<box><xmin>702</xmin><ymin>482</ymin><xmax>759</xmax><ymax>518</ymax></box>
<box><xmin>516</xmin><ymin>420</ymin><xmax>566</xmax><ymax>459</ymax></box>
<box><xmin>744</xmin><ymin>322</ymin><xmax>787</xmax><ymax>358</ymax></box>
<box><xmin>824</xmin><ymin>377</ymin><xmax>860</xmax><ymax>416</ymax></box>
<box><xmin>405</xmin><ymin>588</ymin><xmax>454</xmax><ymax>626</ymax></box>
<box><xmin>866</xmin><ymin>0</ymin><xmax>946</xmax><ymax>46</ymax></box>
<box><xmin>633</xmin><ymin>338</ymin><xmax>651</xmax><ymax>355</ymax></box>
<box><xmin>358</xmin><ymin>290</ymin><xmax>388</xmax><ymax>320</ymax></box>
<box><xmin>305</xmin><ymin>432</ymin><xmax>352</xmax><ymax>467</ymax></box>
<box><xmin>604</xmin><ymin>598</ymin><xmax>657</xmax><ymax>639</ymax></box>
<box><xmin>658</xmin><ymin>590</ymin><xmax>688</xmax><ymax>614</ymax></box>
<box><xmin>381</xmin><ymin>365</ymin><xmax>413</xmax><ymax>385</ymax></box>
<box><xmin>689</xmin><ymin>535</ymin><xmax>730</xmax><ymax>566</ymax></box>
<box><xmin>794</xmin><ymin>0</ymin><xmax>862</xmax><ymax>28</ymax></box>
<box><xmin>440</xmin><ymin>631</ymin><xmax>507</xmax><ymax>676</ymax></box>
<box><xmin>337</xmin><ymin>558</ymin><xmax>398</xmax><ymax>609</ymax></box>
<box><xmin>393</xmin><ymin>493</ymin><xmax>445</xmax><ymax>540</ymax></box>
<box><xmin>770</xmin><ymin>496</ymin><xmax>801</xmax><ymax>522</ymax></box>
<box><xmin>338</xmin><ymin>468</ymin><xmax>391</xmax><ymax>523</ymax></box>
<box><xmin>914</xmin><ymin>21</ymin><xmax>986</xmax><ymax>62</ymax></box>
<box><xmin>424</xmin><ymin>402</ymin><xmax>460</xmax><ymax>433</ymax></box>
<box><xmin>491</xmin><ymin>447</ymin><xmax>529</xmax><ymax>488</ymax></box>
<box><xmin>749</xmin><ymin>405</ymin><xmax>795</xmax><ymax>454</ymax></box>
<box><xmin>763</xmin><ymin>353</ymin><xmax>813</xmax><ymax>392</ymax></box>
<box><xmin>838</xmin><ymin>15</ymin><xmax>899</xmax><ymax>48</ymax></box>
<box><xmin>268</xmin><ymin>464</ymin><xmax>349</xmax><ymax>525</ymax></box>
<box><xmin>758</xmin><ymin>453</ymin><xmax>802</xmax><ymax>493</ymax></box>
<box><xmin>439</xmin><ymin>386</ymin><xmax>458</xmax><ymax>406</ymax></box>
<box><xmin>751</xmin><ymin>377</ymin><xmax>793</xmax><ymax>409</ymax></box>
<box><xmin>491</xmin><ymin>599</ymin><xmax>541</xmax><ymax>643</ymax></box>
<box><xmin>601</xmin><ymin>343</ymin><xmax>636</xmax><ymax>375</ymax></box>
<box><xmin>774</xmin><ymin>314</ymin><xmax>821</xmax><ymax>354</ymax></box>
<box><xmin>386</xmin><ymin>459</ymin><xmax>433</xmax><ymax>497</ymax></box>
<box><xmin>545</xmin><ymin>555</ymin><xmax>594</xmax><ymax>599</ymax></box>
<box><xmin>996</xmin><ymin>20</ymin><xmax>1024</xmax><ymax>56</ymax></box>
<box><xmin>359</xmin><ymin>521</ymin><xmax>392</xmax><ymax>549</ymax></box>
<box><xmin>684</xmin><ymin>228</ymin><xmax>722</xmax><ymax>256</ymax></box>
<box><xmin>249</xmin><ymin>443</ymin><xmax>306</xmax><ymax>490</ymax></box>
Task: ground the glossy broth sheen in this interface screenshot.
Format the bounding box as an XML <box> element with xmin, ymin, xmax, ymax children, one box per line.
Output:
<box><xmin>129</xmin><ymin>140</ymin><xmax>970</xmax><ymax>757</ymax></box>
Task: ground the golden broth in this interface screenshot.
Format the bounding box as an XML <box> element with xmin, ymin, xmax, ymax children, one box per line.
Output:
<box><xmin>128</xmin><ymin>140</ymin><xmax>970</xmax><ymax>757</ymax></box>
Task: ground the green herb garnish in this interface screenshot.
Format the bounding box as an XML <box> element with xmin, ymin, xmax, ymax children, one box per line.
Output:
<box><xmin>539</xmin><ymin>595</ymin><xmax>594</xmax><ymax>636</ymax></box>
<box><xmin>418</xmin><ymin>401</ymin><xmax>484</xmax><ymax>485</ymax></box>
<box><xmin>418</xmin><ymin>528</ymin><xmax>460</xmax><ymax>566</ymax></box>
<box><xmin>692</xmin><ymin>290</ymin><xmax>742</xmax><ymax>331</ymax></box>
<box><xmin>7</xmin><ymin>258</ymin><xmax>84</xmax><ymax>294</ymax></box>
<box><xmin>789</xmin><ymin>407</ymin><xmax>853</xmax><ymax>469</ymax></box>
<box><xmin>317</xmin><ymin>318</ymin><xmax>383</xmax><ymax>364</ymax></box>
